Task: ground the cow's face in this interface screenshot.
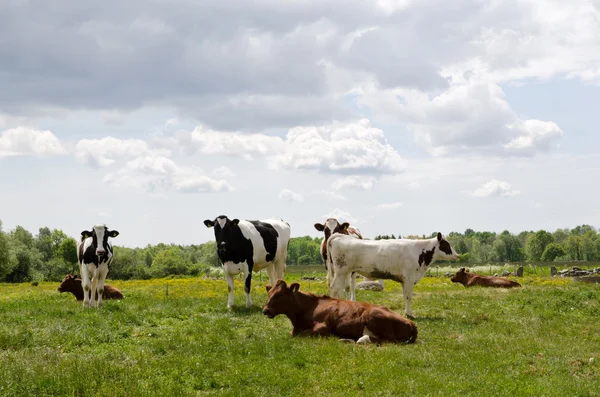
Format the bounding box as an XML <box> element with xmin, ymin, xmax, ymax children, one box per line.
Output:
<box><xmin>58</xmin><ymin>274</ymin><xmax>78</xmax><ymax>292</ymax></box>
<box><xmin>435</xmin><ymin>232</ymin><xmax>459</xmax><ymax>261</ymax></box>
<box><xmin>450</xmin><ymin>268</ymin><xmax>468</xmax><ymax>284</ymax></box>
<box><xmin>204</xmin><ymin>216</ymin><xmax>240</xmax><ymax>258</ymax></box>
<box><xmin>262</xmin><ymin>280</ymin><xmax>300</xmax><ymax>318</ymax></box>
<box><xmin>80</xmin><ymin>224</ymin><xmax>119</xmax><ymax>257</ymax></box>
<box><xmin>314</xmin><ymin>218</ymin><xmax>351</xmax><ymax>241</ymax></box>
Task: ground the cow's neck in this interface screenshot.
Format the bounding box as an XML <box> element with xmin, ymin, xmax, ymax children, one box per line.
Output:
<box><xmin>287</xmin><ymin>292</ymin><xmax>320</xmax><ymax>330</ymax></box>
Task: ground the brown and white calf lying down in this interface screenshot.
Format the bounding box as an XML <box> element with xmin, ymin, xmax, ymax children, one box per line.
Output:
<box><xmin>58</xmin><ymin>274</ymin><xmax>124</xmax><ymax>301</ymax></box>
<box><xmin>451</xmin><ymin>268</ymin><xmax>521</xmax><ymax>288</ymax></box>
<box><xmin>262</xmin><ymin>280</ymin><xmax>417</xmax><ymax>344</ymax></box>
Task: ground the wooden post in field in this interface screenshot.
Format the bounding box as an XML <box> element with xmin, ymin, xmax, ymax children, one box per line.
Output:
<box><xmin>166</xmin><ymin>282</ymin><xmax>169</xmax><ymax>298</ymax></box>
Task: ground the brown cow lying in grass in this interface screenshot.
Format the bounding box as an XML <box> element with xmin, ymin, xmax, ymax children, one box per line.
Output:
<box><xmin>58</xmin><ymin>274</ymin><xmax>124</xmax><ymax>301</ymax></box>
<box><xmin>262</xmin><ymin>280</ymin><xmax>417</xmax><ymax>344</ymax></box>
<box><xmin>451</xmin><ymin>268</ymin><xmax>521</xmax><ymax>288</ymax></box>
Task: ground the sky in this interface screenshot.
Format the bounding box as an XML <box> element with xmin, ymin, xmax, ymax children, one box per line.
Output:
<box><xmin>1</xmin><ymin>0</ymin><xmax>599</xmax><ymax>248</ymax></box>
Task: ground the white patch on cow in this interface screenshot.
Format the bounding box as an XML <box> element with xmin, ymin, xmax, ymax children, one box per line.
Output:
<box><xmin>93</xmin><ymin>224</ymin><xmax>107</xmax><ymax>254</ymax></box>
<box><xmin>217</xmin><ymin>217</ymin><xmax>227</xmax><ymax>228</ymax></box>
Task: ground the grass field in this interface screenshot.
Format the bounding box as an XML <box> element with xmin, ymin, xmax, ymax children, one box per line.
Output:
<box><xmin>1</xmin><ymin>266</ymin><xmax>599</xmax><ymax>397</ymax></box>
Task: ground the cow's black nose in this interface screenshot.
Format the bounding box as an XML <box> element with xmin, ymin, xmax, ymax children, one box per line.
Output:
<box><xmin>262</xmin><ymin>309</ymin><xmax>269</xmax><ymax>315</ymax></box>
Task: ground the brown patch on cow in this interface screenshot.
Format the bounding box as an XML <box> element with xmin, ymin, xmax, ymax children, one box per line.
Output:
<box><xmin>262</xmin><ymin>280</ymin><xmax>417</xmax><ymax>344</ymax></box>
<box><xmin>335</xmin><ymin>254</ymin><xmax>347</xmax><ymax>268</ymax></box>
<box><xmin>418</xmin><ymin>248</ymin><xmax>435</xmax><ymax>267</ymax></box>
<box><xmin>451</xmin><ymin>268</ymin><xmax>521</xmax><ymax>288</ymax></box>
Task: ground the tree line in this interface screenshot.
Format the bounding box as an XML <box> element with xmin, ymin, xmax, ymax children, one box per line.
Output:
<box><xmin>0</xmin><ymin>219</ymin><xmax>598</xmax><ymax>283</ymax></box>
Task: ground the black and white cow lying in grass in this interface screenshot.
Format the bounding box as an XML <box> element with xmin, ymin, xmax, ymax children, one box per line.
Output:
<box><xmin>204</xmin><ymin>215</ymin><xmax>291</xmax><ymax>308</ymax></box>
<box><xmin>327</xmin><ymin>232</ymin><xmax>458</xmax><ymax>319</ymax></box>
<box><xmin>77</xmin><ymin>224</ymin><xmax>119</xmax><ymax>308</ymax></box>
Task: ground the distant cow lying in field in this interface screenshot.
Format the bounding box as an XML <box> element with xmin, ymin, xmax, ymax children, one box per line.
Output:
<box><xmin>58</xmin><ymin>274</ymin><xmax>124</xmax><ymax>300</ymax></box>
<box><xmin>262</xmin><ymin>280</ymin><xmax>417</xmax><ymax>344</ymax></box>
<box><xmin>451</xmin><ymin>268</ymin><xmax>521</xmax><ymax>288</ymax></box>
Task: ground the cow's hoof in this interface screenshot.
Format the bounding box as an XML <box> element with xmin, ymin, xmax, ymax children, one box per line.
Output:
<box><xmin>338</xmin><ymin>338</ymin><xmax>356</xmax><ymax>344</ymax></box>
<box><xmin>406</xmin><ymin>314</ymin><xmax>415</xmax><ymax>320</ymax></box>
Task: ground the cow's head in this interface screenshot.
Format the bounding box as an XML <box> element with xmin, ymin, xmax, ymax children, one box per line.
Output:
<box><xmin>450</xmin><ymin>268</ymin><xmax>469</xmax><ymax>284</ymax></box>
<box><xmin>314</xmin><ymin>218</ymin><xmax>357</xmax><ymax>241</ymax></box>
<box><xmin>262</xmin><ymin>279</ymin><xmax>300</xmax><ymax>319</ymax></box>
<box><xmin>204</xmin><ymin>216</ymin><xmax>240</xmax><ymax>258</ymax></box>
<box><xmin>58</xmin><ymin>274</ymin><xmax>79</xmax><ymax>292</ymax></box>
<box><xmin>434</xmin><ymin>232</ymin><xmax>459</xmax><ymax>261</ymax></box>
<box><xmin>80</xmin><ymin>224</ymin><xmax>119</xmax><ymax>257</ymax></box>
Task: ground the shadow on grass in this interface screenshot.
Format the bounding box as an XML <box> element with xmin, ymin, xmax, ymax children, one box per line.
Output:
<box><xmin>229</xmin><ymin>306</ymin><xmax>264</xmax><ymax>317</ymax></box>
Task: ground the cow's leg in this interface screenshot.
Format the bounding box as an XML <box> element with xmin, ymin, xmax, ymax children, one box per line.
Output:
<box><xmin>222</xmin><ymin>263</ymin><xmax>238</xmax><ymax>308</ymax></box>
<box><xmin>265</xmin><ymin>263</ymin><xmax>278</xmax><ymax>287</ymax></box>
<box><xmin>243</xmin><ymin>262</ymin><xmax>253</xmax><ymax>308</ymax></box>
<box><xmin>274</xmin><ymin>257</ymin><xmax>286</xmax><ymax>281</ymax></box>
<box><xmin>350</xmin><ymin>273</ymin><xmax>357</xmax><ymax>301</ymax></box>
<box><xmin>96</xmin><ymin>263</ymin><xmax>109</xmax><ymax>308</ymax></box>
<box><xmin>401</xmin><ymin>281</ymin><xmax>415</xmax><ymax>319</ymax></box>
<box><xmin>330</xmin><ymin>271</ymin><xmax>346</xmax><ymax>299</ymax></box>
<box><xmin>90</xmin><ymin>266</ymin><xmax>100</xmax><ymax>308</ymax></box>
<box><xmin>80</xmin><ymin>263</ymin><xmax>91</xmax><ymax>308</ymax></box>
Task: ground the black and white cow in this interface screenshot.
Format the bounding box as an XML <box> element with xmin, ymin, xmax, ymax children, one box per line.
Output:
<box><xmin>327</xmin><ymin>232</ymin><xmax>458</xmax><ymax>319</ymax></box>
<box><xmin>77</xmin><ymin>224</ymin><xmax>119</xmax><ymax>308</ymax></box>
<box><xmin>204</xmin><ymin>215</ymin><xmax>291</xmax><ymax>308</ymax></box>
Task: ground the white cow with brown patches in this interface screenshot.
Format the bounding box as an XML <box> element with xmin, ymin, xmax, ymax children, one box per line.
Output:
<box><xmin>327</xmin><ymin>232</ymin><xmax>459</xmax><ymax>319</ymax></box>
<box><xmin>314</xmin><ymin>218</ymin><xmax>369</xmax><ymax>300</ymax></box>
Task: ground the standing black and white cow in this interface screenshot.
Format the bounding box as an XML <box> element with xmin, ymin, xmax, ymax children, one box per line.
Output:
<box><xmin>327</xmin><ymin>231</ymin><xmax>458</xmax><ymax>319</ymax></box>
<box><xmin>204</xmin><ymin>215</ymin><xmax>291</xmax><ymax>308</ymax></box>
<box><xmin>77</xmin><ymin>224</ymin><xmax>119</xmax><ymax>308</ymax></box>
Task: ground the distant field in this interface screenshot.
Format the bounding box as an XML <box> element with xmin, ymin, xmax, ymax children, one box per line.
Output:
<box><xmin>1</xmin><ymin>269</ymin><xmax>599</xmax><ymax>396</ymax></box>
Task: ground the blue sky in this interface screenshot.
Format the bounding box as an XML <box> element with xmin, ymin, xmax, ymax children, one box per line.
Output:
<box><xmin>1</xmin><ymin>0</ymin><xmax>599</xmax><ymax>247</ymax></box>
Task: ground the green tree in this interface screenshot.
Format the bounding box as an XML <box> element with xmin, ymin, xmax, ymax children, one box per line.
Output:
<box><xmin>150</xmin><ymin>247</ymin><xmax>190</xmax><ymax>277</ymax></box>
<box><xmin>541</xmin><ymin>243</ymin><xmax>566</xmax><ymax>262</ymax></box>
<box><xmin>525</xmin><ymin>230</ymin><xmax>554</xmax><ymax>261</ymax></box>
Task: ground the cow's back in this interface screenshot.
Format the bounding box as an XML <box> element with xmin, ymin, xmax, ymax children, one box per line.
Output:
<box><xmin>239</xmin><ymin>218</ymin><xmax>290</xmax><ymax>270</ymax></box>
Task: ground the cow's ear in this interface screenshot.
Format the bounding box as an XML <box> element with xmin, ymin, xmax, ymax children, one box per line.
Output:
<box><xmin>265</xmin><ymin>285</ymin><xmax>272</xmax><ymax>293</ymax></box>
<box><xmin>232</xmin><ymin>219</ymin><xmax>240</xmax><ymax>226</ymax></box>
<box><xmin>108</xmin><ymin>230</ymin><xmax>119</xmax><ymax>238</ymax></box>
<box><xmin>341</xmin><ymin>222</ymin><xmax>349</xmax><ymax>231</ymax></box>
<box><xmin>290</xmin><ymin>283</ymin><xmax>300</xmax><ymax>293</ymax></box>
<box><xmin>275</xmin><ymin>279</ymin><xmax>287</xmax><ymax>288</ymax></box>
<box><xmin>204</xmin><ymin>219</ymin><xmax>215</xmax><ymax>228</ymax></box>
<box><xmin>314</xmin><ymin>223</ymin><xmax>325</xmax><ymax>232</ymax></box>
<box><xmin>81</xmin><ymin>230</ymin><xmax>92</xmax><ymax>239</ymax></box>
<box><xmin>437</xmin><ymin>232</ymin><xmax>442</xmax><ymax>241</ymax></box>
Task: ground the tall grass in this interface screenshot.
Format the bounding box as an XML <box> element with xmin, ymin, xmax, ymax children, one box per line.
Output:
<box><xmin>0</xmin><ymin>271</ymin><xmax>599</xmax><ymax>396</ymax></box>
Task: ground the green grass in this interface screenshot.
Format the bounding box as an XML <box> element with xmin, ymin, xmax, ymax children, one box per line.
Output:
<box><xmin>1</xmin><ymin>270</ymin><xmax>599</xmax><ymax>397</ymax></box>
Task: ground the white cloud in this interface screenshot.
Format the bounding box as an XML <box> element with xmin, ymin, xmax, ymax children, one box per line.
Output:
<box><xmin>504</xmin><ymin>120</ymin><xmax>563</xmax><ymax>155</ymax></box>
<box><xmin>322</xmin><ymin>208</ymin><xmax>359</xmax><ymax>225</ymax></box>
<box><xmin>360</xmin><ymin>81</ymin><xmax>564</xmax><ymax>157</ymax></box>
<box><xmin>177</xmin><ymin>126</ymin><xmax>284</xmax><ymax>160</ymax></box>
<box><xmin>274</xmin><ymin>118</ymin><xmax>405</xmax><ymax>175</ymax></box>
<box><xmin>332</xmin><ymin>175</ymin><xmax>377</xmax><ymax>190</ymax></box>
<box><xmin>470</xmin><ymin>179</ymin><xmax>520</xmax><ymax>198</ymax></box>
<box><xmin>75</xmin><ymin>137</ymin><xmax>169</xmax><ymax>168</ymax></box>
<box><xmin>212</xmin><ymin>166</ymin><xmax>236</xmax><ymax>177</ymax></box>
<box><xmin>103</xmin><ymin>155</ymin><xmax>233</xmax><ymax>194</ymax></box>
<box><xmin>278</xmin><ymin>189</ymin><xmax>304</xmax><ymax>203</ymax></box>
<box><xmin>378</xmin><ymin>201</ymin><xmax>403</xmax><ymax>210</ymax></box>
<box><xmin>0</xmin><ymin>127</ymin><xmax>67</xmax><ymax>158</ymax></box>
